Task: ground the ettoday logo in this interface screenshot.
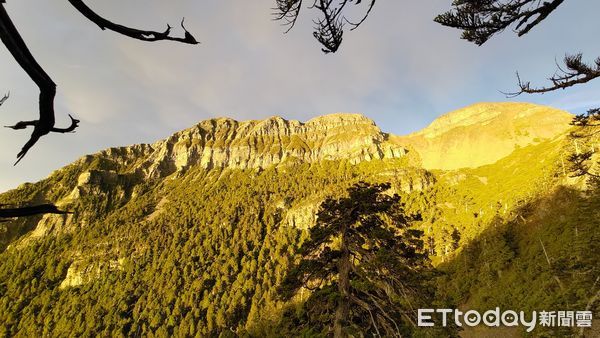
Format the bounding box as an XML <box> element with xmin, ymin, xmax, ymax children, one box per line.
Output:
<box><xmin>417</xmin><ymin>308</ymin><xmax>593</xmax><ymax>333</ymax></box>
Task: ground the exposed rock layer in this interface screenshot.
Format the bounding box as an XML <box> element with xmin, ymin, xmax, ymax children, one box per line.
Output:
<box><xmin>86</xmin><ymin>113</ymin><xmax>407</xmax><ymax>180</ymax></box>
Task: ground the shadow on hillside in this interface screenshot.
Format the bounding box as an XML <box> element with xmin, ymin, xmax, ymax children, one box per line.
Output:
<box><xmin>243</xmin><ymin>184</ymin><xmax>599</xmax><ymax>337</ymax></box>
<box><xmin>437</xmin><ymin>184</ymin><xmax>599</xmax><ymax>337</ymax></box>
<box><xmin>0</xmin><ymin>213</ymin><xmax>44</xmax><ymax>251</ymax></box>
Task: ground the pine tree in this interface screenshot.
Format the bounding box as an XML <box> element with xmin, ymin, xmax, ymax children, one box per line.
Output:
<box><xmin>280</xmin><ymin>182</ymin><xmax>437</xmax><ymax>337</ymax></box>
<box><xmin>568</xmin><ymin>108</ymin><xmax>600</xmax><ymax>180</ymax></box>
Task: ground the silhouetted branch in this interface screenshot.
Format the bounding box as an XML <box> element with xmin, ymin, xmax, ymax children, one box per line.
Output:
<box><xmin>505</xmin><ymin>54</ymin><xmax>600</xmax><ymax>96</ymax></box>
<box><xmin>435</xmin><ymin>0</ymin><xmax>565</xmax><ymax>46</ymax></box>
<box><xmin>313</xmin><ymin>0</ymin><xmax>345</xmax><ymax>54</ymax></box>
<box><xmin>1</xmin><ymin>0</ymin><xmax>197</xmax><ymax>165</ymax></box>
<box><xmin>5</xmin><ymin>114</ymin><xmax>80</xmax><ymax>133</ymax></box>
<box><xmin>345</xmin><ymin>0</ymin><xmax>376</xmax><ymax>31</ymax></box>
<box><xmin>67</xmin><ymin>0</ymin><xmax>199</xmax><ymax>44</ymax></box>
<box><xmin>0</xmin><ymin>4</ymin><xmax>80</xmax><ymax>165</ymax></box>
<box><xmin>436</xmin><ymin>1</ymin><xmax>600</xmax><ymax>94</ymax></box>
<box><xmin>51</xmin><ymin>114</ymin><xmax>80</xmax><ymax>133</ymax></box>
<box><xmin>5</xmin><ymin>120</ymin><xmax>36</xmax><ymax>130</ymax></box>
<box><xmin>273</xmin><ymin>0</ymin><xmax>376</xmax><ymax>53</ymax></box>
<box><xmin>0</xmin><ymin>203</ymin><xmax>72</xmax><ymax>219</ymax></box>
<box><xmin>0</xmin><ymin>91</ymin><xmax>8</xmax><ymax>106</ymax></box>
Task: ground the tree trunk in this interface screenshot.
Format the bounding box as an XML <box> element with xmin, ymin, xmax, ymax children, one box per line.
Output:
<box><xmin>334</xmin><ymin>232</ymin><xmax>351</xmax><ymax>338</ymax></box>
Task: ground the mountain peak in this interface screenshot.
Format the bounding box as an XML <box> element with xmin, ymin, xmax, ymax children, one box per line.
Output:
<box><xmin>413</xmin><ymin>102</ymin><xmax>571</xmax><ymax>139</ymax></box>
<box><xmin>306</xmin><ymin>113</ymin><xmax>376</xmax><ymax>127</ymax></box>
<box><xmin>21</xmin><ymin>104</ymin><xmax>574</xmax><ymax>191</ymax></box>
<box><xmin>398</xmin><ymin>102</ymin><xmax>573</xmax><ymax>170</ymax></box>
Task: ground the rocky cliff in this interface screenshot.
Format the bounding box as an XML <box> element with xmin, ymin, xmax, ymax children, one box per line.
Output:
<box><xmin>82</xmin><ymin>113</ymin><xmax>408</xmax><ymax>180</ymax></box>
<box><xmin>70</xmin><ymin>103</ymin><xmax>572</xmax><ymax>181</ymax></box>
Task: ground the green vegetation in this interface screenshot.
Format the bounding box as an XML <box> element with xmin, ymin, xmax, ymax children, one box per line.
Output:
<box><xmin>0</xmin><ymin>159</ymin><xmax>430</xmax><ymax>336</ymax></box>
<box><xmin>0</xmin><ymin>122</ymin><xmax>597</xmax><ymax>336</ymax></box>
<box><xmin>279</xmin><ymin>182</ymin><xmax>443</xmax><ymax>337</ymax></box>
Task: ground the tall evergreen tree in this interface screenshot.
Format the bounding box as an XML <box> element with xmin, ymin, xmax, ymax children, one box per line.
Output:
<box><xmin>280</xmin><ymin>182</ymin><xmax>437</xmax><ymax>337</ymax></box>
<box><xmin>568</xmin><ymin>108</ymin><xmax>600</xmax><ymax>180</ymax></box>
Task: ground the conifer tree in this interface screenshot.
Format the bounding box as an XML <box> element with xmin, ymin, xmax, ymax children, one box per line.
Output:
<box><xmin>280</xmin><ymin>182</ymin><xmax>437</xmax><ymax>337</ymax></box>
<box><xmin>568</xmin><ymin>108</ymin><xmax>600</xmax><ymax>179</ymax></box>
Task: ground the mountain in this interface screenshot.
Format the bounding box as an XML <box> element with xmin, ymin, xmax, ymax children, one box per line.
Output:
<box><xmin>396</xmin><ymin>102</ymin><xmax>573</xmax><ymax>170</ymax></box>
<box><xmin>0</xmin><ymin>102</ymin><xmax>598</xmax><ymax>337</ymax></box>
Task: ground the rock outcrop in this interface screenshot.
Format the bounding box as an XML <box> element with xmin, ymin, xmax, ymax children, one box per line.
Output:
<box><xmin>60</xmin><ymin>258</ymin><xmax>124</xmax><ymax>289</ymax></box>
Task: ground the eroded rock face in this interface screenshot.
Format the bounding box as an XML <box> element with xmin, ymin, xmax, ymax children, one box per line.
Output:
<box><xmin>29</xmin><ymin>213</ymin><xmax>72</xmax><ymax>239</ymax></box>
<box><xmin>3</xmin><ymin>106</ymin><xmax>573</xmax><ymax>251</ymax></box>
<box><xmin>285</xmin><ymin>202</ymin><xmax>320</xmax><ymax>230</ymax></box>
<box><xmin>60</xmin><ymin>258</ymin><xmax>124</xmax><ymax>289</ymax></box>
<box><xmin>90</xmin><ymin>105</ymin><xmax>570</xmax><ymax>176</ymax></box>
<box><xmin>93</xmin><ymin>114</ymin><xmax>407</xmax><ymax>179</ymax></box>
<box><xmin>1</xmin><ymin>114</ymin><xmax>411</xmax><ymax>248</ymax></box>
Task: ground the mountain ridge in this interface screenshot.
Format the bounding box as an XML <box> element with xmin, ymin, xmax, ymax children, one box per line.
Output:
<box><xmin>72</xmin><ymin>112</ymin><xmax>407</xmax><ymax>181</ymax></box>
<box><xmin>9</xmin><ymin>102</ymin><xmax>571</xmax><ymax>195</ymax></box>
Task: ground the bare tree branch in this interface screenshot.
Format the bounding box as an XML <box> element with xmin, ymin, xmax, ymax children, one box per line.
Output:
<box><xmin>0</xmin><ymin>4</ymin><xmax>80</xmax><ymax>165</ymax></box>
<box><xmin>313</xmin><ymin>0</ymin><xmax>345</xmax><ymax>54</ymax></box>
<box><xmin>436</xmin><ymin>2</ymin><xmax>600</xmax><ymax>95</ymax></box>
<box><xmin>67</xmin><ymin>0</ymin><xmax>199</xmax><ymax>44</ymax></box>
<box><xmin>506</xmin><ymin>54</ymin><xmax>600</xmax><ymax>96</ymax></box>
<box><xmin>5</xmin><ymin>114</ymin><xmax>80</xmax><ymax>132</ymax></box>
<box><xmin>0</xmin><ymin>1</ymin><xmax>198</xmax><ymax>165</ymax></box>
<box><xmin>273</xmin><ymin>0</ymin><xmax>304</xmax><ymax>33</ymax></box>
<box><xmin>273</xmin><ymin>0</ymin><xmax>376</xmax><ymax>53</ymax></box>
<box><xmin>345</xmin><ymin>0</ymin><xmax>376</xmax><ymax>32</ymax></box>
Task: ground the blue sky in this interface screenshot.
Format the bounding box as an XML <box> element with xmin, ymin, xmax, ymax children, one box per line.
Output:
<box><xmin>1</xmin><ymin>1</ymin><xmax>599</xmax><ymax>192</ymax></box>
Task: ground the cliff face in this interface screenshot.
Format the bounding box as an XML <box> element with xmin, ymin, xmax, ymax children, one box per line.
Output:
<box><xmin>88</xmin><ymin>113</ymin><xmax>407</xmax><ymax>180</ymax></box>
<box><xmin>395</xmin><ymin>102</ymin><xmax>573</xmax><ymax>170</ymax></box>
